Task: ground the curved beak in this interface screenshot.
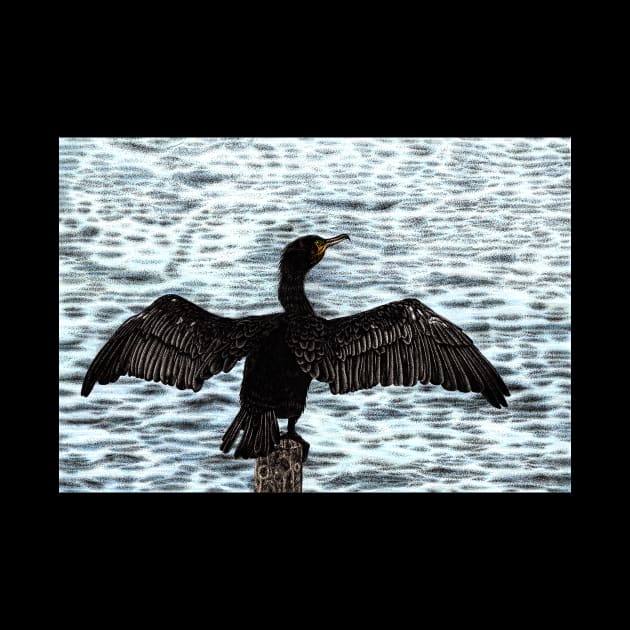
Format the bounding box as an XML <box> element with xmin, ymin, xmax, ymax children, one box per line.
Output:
<box><xmin>324</xmin><ymin>234</ymin><xmax>350</xmax><ymax>249</ymax></box>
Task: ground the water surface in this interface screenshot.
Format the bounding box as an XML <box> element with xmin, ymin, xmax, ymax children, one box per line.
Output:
<box><xmin>59</xmin><ymin>137</ymin><xmax>571</xmax><ymax>492</ymax></box>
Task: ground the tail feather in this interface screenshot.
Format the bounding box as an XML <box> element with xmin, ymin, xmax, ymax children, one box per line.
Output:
<box><xmin>220</xmin><ymin>404</ymin><xmax>280</xmax><ymax>459</ymax></box>
<box><xmin>219</xmin><ymin>413</ymin><xmax>246</xmax><ymax>453</ymax></box>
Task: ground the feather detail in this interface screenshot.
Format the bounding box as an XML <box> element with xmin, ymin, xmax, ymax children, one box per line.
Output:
<box><xmin>282</xmin><ymin>298</ymin><xmax>508</xmax><ymax>407</ymax></box>
<box><xmin>81</xmin><ymin>294</ymin><xmax>281</xmax><ymax>397</ymax></box>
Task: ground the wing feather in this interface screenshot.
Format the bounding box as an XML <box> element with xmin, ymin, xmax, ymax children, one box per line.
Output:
<box><xmin>428</xmin><ymin>338</ymin><xmax>444</xmax><ymax>386</ymax></box>
<box><xmin>394</xmin><ymin>343</ymin><xmax>404</xmax><ymax>385</ymax></box>
<box><xmin>443</xmin><ymin>346</ymin><xmax>469</xmax><ymax>392</ymax></box>
<box><xmin>81</xmin><ymin>294</ymin><xmax>281</xmax><ymax>397</ymax></box>
<box><xmin>403</xmin><ymin>343</ymin><xmax>416</xmax><ymax>387</ymax></box>
<box><xmin>440</xmin><ymin>345</ymin><xmax>459</xmax><ymax>392</ymax></box>
<box><xmin>285</xmin><ymin>298</ymin><xmax>510</xmax><ymax>407</ymax></box>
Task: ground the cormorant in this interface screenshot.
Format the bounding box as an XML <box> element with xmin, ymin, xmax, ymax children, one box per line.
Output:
<box><xmin>81</xmin><ymin>234</ymin><xmax>509</xmax><ymax>461</ymax></box>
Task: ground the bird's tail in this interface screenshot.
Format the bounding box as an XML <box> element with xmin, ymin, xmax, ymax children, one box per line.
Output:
<box><xmin>220</xmin><ymin>403</ymin><xmax>280</xmax><ymax>459</ymax></box>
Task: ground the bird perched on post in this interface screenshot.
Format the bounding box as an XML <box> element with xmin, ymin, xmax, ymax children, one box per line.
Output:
<box><xmin>82</xmin><ymin>233</ymin><xmax>509</xmax><ymax>462</ymax></box>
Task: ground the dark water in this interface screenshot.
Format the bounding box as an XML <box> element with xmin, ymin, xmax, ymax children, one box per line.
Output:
<box><xmin>59</xmin><ymin>137</ymin><xmax>571</xmax><ymax>492</ymax></box>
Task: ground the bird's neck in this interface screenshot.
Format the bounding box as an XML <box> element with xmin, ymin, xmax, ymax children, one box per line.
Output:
<box><xmin>278</xmin><ymin>270</ymin><xmax>315</xmax><ymax>316</ymax></box>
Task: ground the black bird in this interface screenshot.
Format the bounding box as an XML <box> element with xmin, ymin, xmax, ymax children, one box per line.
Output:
<box><xmin>81</xmin><ymin>234</ymin><xmax>509</xmax><ymax>461</ymax></box>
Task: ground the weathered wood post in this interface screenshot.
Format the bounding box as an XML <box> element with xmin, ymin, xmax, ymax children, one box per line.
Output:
<box><xmin>254</xmin><ymin>437</ymin><xmax>303</xmax><ymax>493</ymax></box>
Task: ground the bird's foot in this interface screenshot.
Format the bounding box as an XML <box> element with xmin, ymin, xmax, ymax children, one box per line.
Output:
<box><xmin>280</xmin><ymin>431</ymin><xmax>310</xmax><ymax>462</ymax></box>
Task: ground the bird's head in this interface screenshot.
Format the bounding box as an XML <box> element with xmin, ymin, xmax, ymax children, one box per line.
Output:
<box><xmin>280</xmin><ymin>233</ymin><xmax>350</xmax><ymax>275</ymax></box>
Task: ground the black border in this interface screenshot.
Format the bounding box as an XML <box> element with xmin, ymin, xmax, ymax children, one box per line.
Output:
<box><xmin>51</xmin><ymin>124</ymin><xmax>572</xmax><ymax>530</ymax></box>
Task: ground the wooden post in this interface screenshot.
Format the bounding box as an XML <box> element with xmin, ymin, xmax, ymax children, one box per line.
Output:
<box><xmin>254</xmin><ymin>437</ymin><xmax>303</xmax><ymax>493</ymax></box>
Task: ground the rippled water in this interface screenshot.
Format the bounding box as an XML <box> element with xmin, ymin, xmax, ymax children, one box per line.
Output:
<box><xmin>59</xmin><ymin>137</ymin><xmax>571</xmax><ymax>492</ymax></box>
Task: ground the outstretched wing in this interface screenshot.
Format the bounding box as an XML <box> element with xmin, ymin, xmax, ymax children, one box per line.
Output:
<box><xmin>286</xmin><ymin>298</ymin><xmax>510</xmax><ymax>408</ymax></box>
<box><xmin>81</xmin><ymin>294</ymin><xmax>281</xmax><ymax>396</ymax></box>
